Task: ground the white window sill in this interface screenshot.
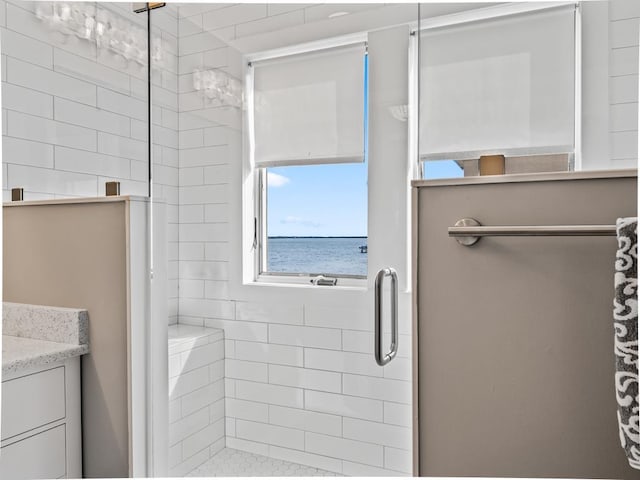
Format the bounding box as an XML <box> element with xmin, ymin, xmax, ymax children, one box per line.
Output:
<box><xmin>246</xmin><ymin>275</ymin><xmax>368</xmax><ymax>291</ymax></box>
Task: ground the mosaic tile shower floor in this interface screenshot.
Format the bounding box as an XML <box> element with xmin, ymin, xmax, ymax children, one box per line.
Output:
<box><xmin>186</xmin><ymin>448</ymin><xmax>339</xmax><ymax>477</ymax></box>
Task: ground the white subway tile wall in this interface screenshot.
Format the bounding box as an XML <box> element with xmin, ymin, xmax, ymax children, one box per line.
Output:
<box><xmin>169</xmin><ymin>325</ymin><xmax>226</xmax><ymax>477</ymax></box>
<box><xmin>0</xmin><ymin>0</ymin><xmax>180</xmax><ymax>324</ymax></box>
<box><xmin>609</xmin><ymin>0</ymin><xmax>640</xmax><ymax>165</ymax></box>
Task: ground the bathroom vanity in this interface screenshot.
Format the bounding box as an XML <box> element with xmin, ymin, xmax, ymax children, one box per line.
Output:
<box><xmin>0</xmin><ymin>303</ymin><xmax>89</xmax><ymax>479</ymax></box>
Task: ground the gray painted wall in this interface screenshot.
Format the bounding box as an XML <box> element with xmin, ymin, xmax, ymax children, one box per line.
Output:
<box><xmin>414</xmin><ymin>171</ymin><xmax>638</xmax><ymax>477</ymax></box>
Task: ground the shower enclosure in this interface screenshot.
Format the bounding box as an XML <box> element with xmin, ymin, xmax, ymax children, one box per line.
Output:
<box><xmin>158</xmin><ymin>3</ymin><xmax>421</xmax><ymax>476</ymax></box>
<box><xmin>1</xmin><ymin>1</ymin><xmax>422</xmax><ymax>476</ymax></box>
<box><xmin>1</xmin><ymin>0</ymin><xmax>636</xmax><ymax>477</ymax></box>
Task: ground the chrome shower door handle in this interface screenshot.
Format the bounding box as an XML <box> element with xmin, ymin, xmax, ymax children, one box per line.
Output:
<box><xmin>374</xmin><ymin>267</ymin><xmax>398</xmax><ymax>366</ymax></box>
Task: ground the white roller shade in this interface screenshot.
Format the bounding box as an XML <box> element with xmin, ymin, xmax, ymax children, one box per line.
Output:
<box><xmin>419</xmin><ymin>6</ymin><xmax>575</xmax><ymax>160</ymax></box>
<box><xmin>252</xmin><ymin>43</ymin><xmax>366</xmax><ymax>167</ymax></box>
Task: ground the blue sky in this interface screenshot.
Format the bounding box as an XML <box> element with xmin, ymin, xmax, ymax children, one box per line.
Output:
<box><xmin>422</xmin><ymin>159</ymin><xmax>464</xmax><ymax>180</ymax></box>
<box><xmin>266</xmin><ymin>160</ymin><xmax>462</xmax><ymax>237</ymax></box>
<box><xmin>267</xmin><ymin>163</ymin><xmax>368</xmax><ymax>237</ymax></box>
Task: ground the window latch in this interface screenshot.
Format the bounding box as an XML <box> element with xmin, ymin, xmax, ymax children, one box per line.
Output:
<box><xmin>310</xmin><ymin>275</ymin><xmax>338</xmax><ymax>286</ymax></box>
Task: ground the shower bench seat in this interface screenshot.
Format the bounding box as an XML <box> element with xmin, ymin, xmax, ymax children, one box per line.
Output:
<box><xmin>168</xmin><ymin>324</ymin><xmax>225</xmax><ymax>476</ymax></box>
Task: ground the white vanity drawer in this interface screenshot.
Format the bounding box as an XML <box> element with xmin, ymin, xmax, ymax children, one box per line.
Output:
<box><xmin>1</xmin><ymin>366</ymin><xmax>66</xmax><ymax>440</ymax></box>
<box><xmin>0</xmin><ymin>425</ymin><xmax>66</xmax><ymax>479</ymax></box>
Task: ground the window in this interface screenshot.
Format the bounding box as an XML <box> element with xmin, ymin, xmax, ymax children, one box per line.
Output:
<box><xmin>418</xmin><ymin>4</ymin><xmax>577</xmax><ymax>178</ymax></box>
<box><xmin>262</xmin><ymin>164</ymin><xmax>368</xmax><ymax>277</ymax></box>
<box><xmin>248</xmin><ymin>41</ymin><xmax>369</xmax><ymax>282</ymax></box>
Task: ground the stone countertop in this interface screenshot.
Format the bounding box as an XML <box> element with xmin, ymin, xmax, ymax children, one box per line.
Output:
<box><xmin>2</xmin><ymin>335</ymin><xmax>89</xmax><ymax>375</ymax></box>
<box><xmin>3</xmin><ymin>302</ymin><xmax>89</xmax><ymax>345</ymax></box>
<box><xmin>2</xmin><ymin>302</ymin><xmax>90</xmax><ymax>376</ymax></box>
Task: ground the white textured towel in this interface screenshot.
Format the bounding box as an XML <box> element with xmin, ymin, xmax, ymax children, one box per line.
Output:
<box><xmin>614</xmin><ymin>217</ymin><xmax>639</xmax><ymax>469</ymax></box>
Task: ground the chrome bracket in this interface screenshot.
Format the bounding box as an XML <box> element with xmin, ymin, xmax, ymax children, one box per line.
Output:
<box><xmin>452</xmin><ymin>218</ymin><xmax>481</xmax><ymax>246</ymax></box>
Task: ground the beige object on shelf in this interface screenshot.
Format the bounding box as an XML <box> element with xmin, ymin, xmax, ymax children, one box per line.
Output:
<box><xmin>478</xmin><ymin>154</ymin><xmax>505</xmax><ymax>175</ymax></box>
<box><xmin>105</xmin><ymin>181</ymin><xmax>121</xmax><ymax>197</ymax></box>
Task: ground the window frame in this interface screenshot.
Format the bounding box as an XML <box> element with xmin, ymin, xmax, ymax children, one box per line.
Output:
<box><xmin>245</xmin><ymin>34</ymin><xmax>370</xmax><ymax>287</ymax></box>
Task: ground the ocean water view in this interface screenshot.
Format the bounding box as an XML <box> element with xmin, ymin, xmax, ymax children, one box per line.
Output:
<box><xmin>267</xmin><ymin>237</ymin><xmax>368</xmax><ymax>276</ymax></box>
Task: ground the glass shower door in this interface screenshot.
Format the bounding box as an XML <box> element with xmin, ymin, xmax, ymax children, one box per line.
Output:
<box><xmin>156</xmin><ymin>3</ymin><xmax>421</xmax><ymax>477</ymax></box>
<box><xmin>1</xmin><ymin>1</ymin><xmax>159</xmax><ymax>477</ymax></box>
<box><xmin>154</xmin><ymin>4</ymin><xmax>238</xmax><ymax>476</ymax></box>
